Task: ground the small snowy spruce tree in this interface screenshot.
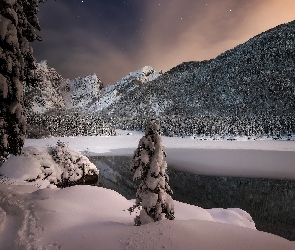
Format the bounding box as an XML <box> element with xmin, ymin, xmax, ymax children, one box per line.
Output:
<box><xmin>128</xmin><ymin>119</ymin><xmax>174</xmax><ymax>225</ymax></box>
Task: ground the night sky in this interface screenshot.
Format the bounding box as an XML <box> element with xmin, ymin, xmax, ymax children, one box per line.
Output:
<box><xmin>32</xmin><ymin>0</ymin><xmax>295</xmax><ymax>85</ymax></box>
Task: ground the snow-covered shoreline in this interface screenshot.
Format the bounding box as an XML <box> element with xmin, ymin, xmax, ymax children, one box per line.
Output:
<box><xmin>0</xmin><ymin>132</ymin><xmax>295</xmax><ymax>249</ymax></box>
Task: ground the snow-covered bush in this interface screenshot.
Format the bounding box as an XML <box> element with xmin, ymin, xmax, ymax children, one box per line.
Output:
<box><xmin>0</xmin><ymin>141</ymin><xmax>99</xmax><ymax>188</ymax></box>
<box><xmin>128</xmin><ymin>119</ymin><xmax>174</xmax><ymax>225</ymax></box>
<box><xmin>48</xmin><ymin>141</ymin><xmax>99</xmax><ymax>187</ymax></box>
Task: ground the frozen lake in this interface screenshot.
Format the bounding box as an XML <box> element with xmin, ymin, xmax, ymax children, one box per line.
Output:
<box><xmin>25</xmin><ymin>129</ymin><xmax>295</xmax><ymax>180</ymax></box>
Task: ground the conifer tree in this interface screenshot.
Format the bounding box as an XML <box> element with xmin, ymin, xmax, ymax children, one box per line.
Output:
<box><xmin>128</xmin><ymin>119</ymin><xmax>174</xmax><ymax>225</ymax></box>
<box><xmin>0</xmin><ymin>0</ymin><xmax>42</xmax><ymax>162</ymax></box>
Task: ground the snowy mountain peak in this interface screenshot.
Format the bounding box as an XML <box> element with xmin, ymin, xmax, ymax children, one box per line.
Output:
<box><xmin>39</xmin><ymin>60</ymin><xmax>48</xmax><ymax>68</ymax></box>
<box><xmin>24</xmin><ymin>62</ymin><xmax>104</xmax><ymax>112</ymax></box>
<box><xmin>62</xmin><ymin>73</ymin><xmax>103</xmax><ymax>109</ymax></box>
<box><xmin>87</xmin><ymin>66</ymin><xmax>162</xmax><ymax>112</ymax></box>
<box><xmin>24</xmin><ymin>61</ymin><xmax>162</xmax><ymax>113</ymax></box>
<box><xmin>119</xmin><ymin>65</ymin><xmax>162</xmax><ymax>86</ymax></box>
<box><xmin>24</xmin><ymin>61</ymin><xmax>67</xmax><ymax>113</ymax></box>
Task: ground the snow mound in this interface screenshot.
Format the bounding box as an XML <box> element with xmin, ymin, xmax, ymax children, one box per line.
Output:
<box><xmin>207</xmin><ymin>207</ymin><xmax>255</xmax><ymax>229</ymax></box>
<box><xmin>0</xmin><ymin>142</ymin><xmax>99</xmax><ymax>188</ymax></box>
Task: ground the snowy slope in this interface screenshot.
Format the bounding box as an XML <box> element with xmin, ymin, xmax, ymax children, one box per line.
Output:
<box><xmin>24</xmin><ymin>60</ymin><xmax>67</xmax><ymax>113</ymax></box>
<box><xmin>0</xmin><ymin>184</ymin><xmax>273</xmax><ymax>250</ymax></box>
<box><xmin>88</xmin><ymin>66</ymin><xmax>162</xmax><ymax>112</ymax></box>
<box><xmin>0</xmin><ymin>159</ymin><xmax>278</xmax><ymax>250</ymax></box>
<box><xmin>24</xmin><ymin>61</ymin><xmax>103</xmax><ymax>113</ymax></box>
<box><xmin>99</xmin><ymin>20</ymin><xmax>295</xmax><ymax>137</ymax></box>
<box><xmin>64</xmin><ymin>74</ymin><xmax>103</xmax><ymax>109</ymax></box>
<box><xmin>105</xmin><ymin>21</ymin><xmax>295</xmax><ymax>118</ymax></box>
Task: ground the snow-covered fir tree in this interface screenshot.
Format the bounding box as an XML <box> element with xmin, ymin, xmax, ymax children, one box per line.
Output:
<box><xmin>128</xmin><ymin>119</ymin><xmax>174</xmax><ymax>225</ymax></box>
<box><xmin>0</xmin><ymin>0</ymin><xmax>42</xmax><ymax>162</ymax></box>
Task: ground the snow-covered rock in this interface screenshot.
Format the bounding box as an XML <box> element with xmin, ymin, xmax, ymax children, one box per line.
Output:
<box><xmin>64</xmin><ymin>73</ymin><xmax>103</xmax><ymax>109</ymax></box>
<box><xmin>24</xmin><ymin>61</ymin><xmax>103</xmax><ymax>113</ymax></box>
<box><xmin>24</xmin><ymin>61</ymin><xmax>67</xmax><ymax>113</ymax></box>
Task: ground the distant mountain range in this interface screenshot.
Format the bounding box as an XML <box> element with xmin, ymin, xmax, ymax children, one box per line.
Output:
<box><xmin>24</xmin><ymin>62</ymin><xmax>161</xmax><ymax>113</ymax></box>
<box><xmin>101</xmin><ymin>20</ymin><xmax>295</xmax><ymax>118</ymax></box>
<box><xmin>24</xmin><ymin>60</ymin><xmax>103</xmax><ymax>113</ymax></box>
<box><xmin>25</xmin><ymin>20</ymin><xmax>295</xmax><ymax>138</ymax></box>
<box><xmin>24</xmin><ymin>61</ymin><xmax>66</xmax><ymax>113</ymax></box>
<box><xmin>87</xmin><ymin>66</ymin><xmax>162</xmax><ymax>112</ymax></box>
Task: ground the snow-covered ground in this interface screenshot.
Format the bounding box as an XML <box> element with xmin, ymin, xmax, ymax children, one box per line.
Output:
<box><xmin>0</xmin><ymin>184</ymin><xmax>263</xmax><ymax>250</ymax></box>
<box><xmin>0</xmin><ymin>130</ymin><xmax>295</xmax><ymax>249</ymax></box>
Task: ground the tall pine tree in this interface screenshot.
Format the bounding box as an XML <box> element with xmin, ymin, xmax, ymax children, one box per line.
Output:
<box><xmin>0</xmin><ymin>0</ymin><xmax>42</xmax><ymax>162</ymax></box>
<box><xmin>129</xmin><ymin>119</ymin><xmax>174</xmax><ymax>225</ymax></box>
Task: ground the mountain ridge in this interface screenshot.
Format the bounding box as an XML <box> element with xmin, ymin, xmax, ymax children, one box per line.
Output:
<box><xmin>100</xmin><ymin>20</ymin><xmax>295</xmax><ymax>119</ymax></box>
<box><xmin>25</xmin><ymin>20</ymin><xmax>295</xmax><ymax>138</ymax></box>
<box><xmin>24</xmin><ymin>61</ymin><xmax>104</xmax><ymax>113</ymax></box>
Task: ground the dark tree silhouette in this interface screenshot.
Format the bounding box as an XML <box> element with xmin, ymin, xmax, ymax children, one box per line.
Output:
<box><xmin>0</xmin><ymin>0</ymin><xmax>42</xmax><ymax>162</ymax></box>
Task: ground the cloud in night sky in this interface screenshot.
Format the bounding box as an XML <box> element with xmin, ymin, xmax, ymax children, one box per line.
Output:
<box><xmin>32</xmin><ymin>0</ymin><xmax>295</xmax><ymax>85</ymax></box>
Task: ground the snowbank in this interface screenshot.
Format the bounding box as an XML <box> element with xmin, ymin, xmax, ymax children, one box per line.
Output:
<box><xmin>0</xmin><ymin>184</ymin><xmax>294</xmax><ymax>250</ymax></box>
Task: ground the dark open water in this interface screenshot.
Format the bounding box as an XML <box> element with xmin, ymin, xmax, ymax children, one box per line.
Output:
<box><xmin>89</xmin><ymin>156</ymin><xmax>295</xmax><ymax>241</ymax></box>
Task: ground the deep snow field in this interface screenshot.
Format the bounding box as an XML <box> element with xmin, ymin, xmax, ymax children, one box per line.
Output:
<box><xmin>0</xmin><ymin>130</ymin><xmax>295</xmax><ymax>249</ymax></box>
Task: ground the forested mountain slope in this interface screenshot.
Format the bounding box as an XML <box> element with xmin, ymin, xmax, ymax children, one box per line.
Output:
<box><xmin>100</xmin><ymin>21</ymin><xmax>295</xmax><ymax>137</ymax></box>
